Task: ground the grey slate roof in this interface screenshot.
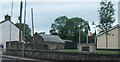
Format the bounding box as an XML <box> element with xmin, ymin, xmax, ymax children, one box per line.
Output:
<box><xmin>38</xmin><ymin>34</ymin><xmax>64</xmax><ymax>43</ymax></box>
<box><xmin>0</xmin><ymin>20</ymin><xmax>6</xmax><ymax>24</ymax></box>
<box><xmin>0</xmin><ymin>20</ymin><xmax>16</xmax><ymax>26</ymax></box>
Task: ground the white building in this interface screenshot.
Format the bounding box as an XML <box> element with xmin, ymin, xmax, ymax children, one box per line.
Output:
<box><xmin>0</xmin><ymin>15</ymin><xmax>20</xmax><ymax>49</ymax></box>
<box><xmin>97</xmin><ymin>24</ymin><xmax>120</xmax><ymax>50</ymax></box>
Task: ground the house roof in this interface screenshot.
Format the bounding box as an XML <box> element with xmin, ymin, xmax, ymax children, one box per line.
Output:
<box><xmin>0</xmin><ymin>20</ymin><xmax>20</xmax><ymax>30</ymax></box>
<box><xmin>38</xmin><ymin>34</ymin><xmax>65</xmax><ymax>43</ymax></box>
<box><xmin>97</xmin><ymin>24</ymin><xmax>120</xmax><ymax>37</ymax></box>
<box><xmin>0</xmin><ymin>20</ymin><xmax>16</xmax><ymax>25</ymax></box>
<box><xmin>0</xmin><ymin>20</ymin><xmax>7</xmax><ymax>24</ymax></box>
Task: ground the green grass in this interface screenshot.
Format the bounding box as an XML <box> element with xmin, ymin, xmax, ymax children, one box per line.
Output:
<box><xmin>55</xmin><ymin>49</ymin><xmax>120</xmax><ymax>55</ymax></box>
<box><xmin>55</xmin><ymin>49</ymin><xmax>78</xmax><ymax>52</ymax></box>
<box><xmin>96</xmin><ymin>50</ymin><xmax>120</xmax><ymax>55</ymax></box>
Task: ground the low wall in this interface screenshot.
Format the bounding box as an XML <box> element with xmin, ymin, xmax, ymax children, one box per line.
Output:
<box><xmin>6</xmin><ymin>49</ymin><xmax>119</xmax><ymax>60</ymax></box>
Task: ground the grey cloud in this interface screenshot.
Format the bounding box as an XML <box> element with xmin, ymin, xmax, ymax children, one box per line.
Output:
<box><xmin>0</xmin><ymin>1</ymin><xmax>118</xmax><ymax>34</ymax></box>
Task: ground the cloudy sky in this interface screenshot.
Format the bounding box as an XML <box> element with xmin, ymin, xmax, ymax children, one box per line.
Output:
<box><xmin>0</xmin><ymin>0</ymin><xmax>119</xmax><ymax>34</ymax></box>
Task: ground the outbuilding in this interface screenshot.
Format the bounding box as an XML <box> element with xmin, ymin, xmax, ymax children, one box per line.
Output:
<box><xmin>97</xmin><ymin>24</ymin><xmax>120</xmax><ymax>50</ymax></box>
<box><xmin>29</xmin><ymin>33</ymin><xmax>65</xmax><ymax>50</ymax></box>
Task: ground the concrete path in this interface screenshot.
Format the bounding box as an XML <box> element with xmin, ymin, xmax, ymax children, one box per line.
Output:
<box><xmin>1</xmin><ymin>55</ymin><xmax>54</xmax><ymax>62</ymax></box>
<box><xmin>0</xmin><ymin>49</ymin><xmax>54</xmax><ymax>62</ymax></box>
<box><xmin>2</xmin><ymin>55</ymin><xmax>39</xmax><ymax>61</ymax></box>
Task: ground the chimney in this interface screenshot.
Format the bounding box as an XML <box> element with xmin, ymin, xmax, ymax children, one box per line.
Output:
<box><xmin>5</xmin><ymin>14</ymin><xmax>11</xmax><ymax>21</ymax></box>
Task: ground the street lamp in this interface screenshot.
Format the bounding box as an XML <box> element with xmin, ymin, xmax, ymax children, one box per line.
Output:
<box><xmin>78</xmin><ymin>25</ymin><xmax>81</xmax><ymax>52</ymax></box>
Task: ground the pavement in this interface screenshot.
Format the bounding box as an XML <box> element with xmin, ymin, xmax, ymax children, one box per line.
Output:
<box><xmin>1</xmin><ymin>55</ymin><xmax>39</xmax><ymax>61</ymax></box>
<box><xmin>1</xmin><ymin>55</ymin><xmax>55</xmax><ymax>62</ymax></box>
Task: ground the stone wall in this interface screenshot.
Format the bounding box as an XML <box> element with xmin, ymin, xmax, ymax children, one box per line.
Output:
<box><xmin>6</xmin><ymin>49</ymin><xmax>119</xmax><ymax>60</ymax></box>
<box><xmin>6</xmin><ymin>41</ymin><xmax>19</xmax><ymax>49</ymax></box>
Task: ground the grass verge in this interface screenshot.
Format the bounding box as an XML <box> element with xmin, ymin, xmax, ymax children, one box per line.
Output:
<box><xmin>55</xmin><ymin>49</ymin><xmax>120</xmax><ymax>55</ymax></box>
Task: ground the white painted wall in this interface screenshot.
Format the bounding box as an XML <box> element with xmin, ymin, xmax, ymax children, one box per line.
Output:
<box><xmin>119</xmin><ymin>28</ymin><xmax>120</xmax><ymax>49</ymax></box>
<box><xmin>0</xmin><ymin>20</ymin><xmax>19</xmax><ymax>48</ymax></box>
<box><xmin>0</xmin><ymin>24</ymin><xmax>2</xmax><ymax>44</ymax></box>
<box><xmin>97</xmin><ymin>28</ymin><xmax>119</xmax><ymax>49</ymax></box>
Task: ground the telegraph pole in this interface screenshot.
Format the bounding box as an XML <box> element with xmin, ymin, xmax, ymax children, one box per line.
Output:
<box><xmin>19</xmin><ymin>1</ymin><xmax>23</xmax><ymax>43</ymax></box>
<box><xmin>17</xmin><ymin>0</ymin><xmax>23</xmax><ymax>57</ymax></box>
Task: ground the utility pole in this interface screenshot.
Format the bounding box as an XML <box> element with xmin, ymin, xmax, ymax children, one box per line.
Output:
<box><xmin>17</xmin><ymin>0</ymin><xmax>23</xmax><ymax>57</ymax></box>
<box><xmin>18</xmin><ymin>1</ymin><xmax>23</xmax><ymax>56</ymax></box>
<box><xmin>19</xmin><ymin>1</ymin><xmax>23</xmax><ymax>43</ymax></box>
<box><xmin>31</xmin><ymin>8</ymin><xmax>35</xmax><ymax>50</ymax></box>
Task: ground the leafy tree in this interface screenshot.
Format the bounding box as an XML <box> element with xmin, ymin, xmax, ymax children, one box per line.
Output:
<box><xmin>49</xmin><ymin>16</ymin><xmax>90</xmax><ymax>43</ymax></box>
<box><xmin>50</xmin><ymin>16</ymin><xmax>68</xmax><ymax>38</ymax></box>
<box><xmin>98</xmin><ymin>0</ymin><xmax>115</xmax><ymax>52</ymax></box>
<box><xmin>40</xmin><ymin>32</ymin><xmax>45</xmax><ymax>34</ymax></box>
<box><xmin>15</xmin><ymin>23</ymin><xmax>31</xmax><ymax>41</ymax></box>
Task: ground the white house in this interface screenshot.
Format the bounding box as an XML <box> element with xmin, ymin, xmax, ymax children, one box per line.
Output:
<box><xmin>0</xmin><ymin>15</ymin><xmax>20</xmax><ymax>49</ymax></box>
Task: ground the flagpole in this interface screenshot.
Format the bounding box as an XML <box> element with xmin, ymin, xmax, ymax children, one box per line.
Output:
<box><xmin>79</xmin><ymin>28</ymin><xmax>81</xmax><ymax>45</ymax></box>
<box><xmin>92</xmin><ymin>22</ymin><xmax>97</xmax><ymax>50</ymax></box>
<box><xmin>94</xmin><ymin>30</ymin><xmax>96</xmax><ymax>44</ymax></box>
<box><xmin>31</xmin><ymin>8</ymin><xmax>35</xmax><ymax>50</ymax></box>
<box><xmin>22</xmin><ymin>0</ymin><xmax>27</xmax><ymax>57</ymax></box>
<box><xmin>94</xmin><ymin>28</ymin><xmax>97</xmax><ymax>50</ymax></box>
<box><xmin>9</xmin><ymin>1</ymin><xmax>13</xmax><ymax>49</ymax></box>
<box><xmin>86</xmin><ymin>25</ymin><xmax>88</xmax><ymax>44</ymax></box>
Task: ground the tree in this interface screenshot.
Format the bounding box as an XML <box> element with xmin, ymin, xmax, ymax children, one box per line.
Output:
<box><xmin>98</xmin><ymin>0</ymin><xmax>115</xmax><ymax>52</ymax></box>
<box><xmin>50</xmin><ymin>16</ymin><xmax>68</xmax><ymax>36</ymax></box>
<box><xmin>40</xmin><ymin>32</ymin><xmax>45</xmax><ymax>34</ymax></box>
<box><xmin>15</xmin><ymin>23</ymin><xmax>31</xmax><ymax>41</ymax></box>
<box><xmin>49</xmin><ymin>16</ymin><xmax>90</xmax><ymax>43</ymax></box>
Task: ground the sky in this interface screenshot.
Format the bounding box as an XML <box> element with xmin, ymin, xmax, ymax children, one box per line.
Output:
<box><xmin>0</xmin><ymin>0</ymin><xmax>119</xmax><ymax>34</ymax></box>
